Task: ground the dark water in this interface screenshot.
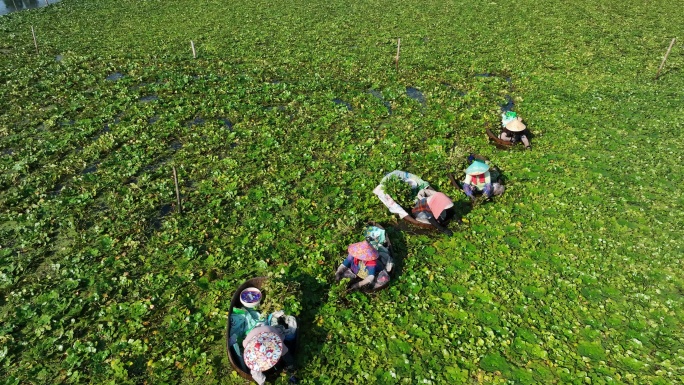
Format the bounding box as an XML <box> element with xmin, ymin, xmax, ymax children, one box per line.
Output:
<box><xmin>169</xmin><ymin>140</ymin><xmax>182</xmax><ymax>151</ymax></box>
<box><xmin>186</xmin><ymin>117</ymin><xmax>204</xmax><ymax>127</ymax></box>
<box><xmin>264</xmin><ymin>105</ymin><xmax>286</xmax><ymax>112</ymax></box>
<box><xmin>219</xmin><ymin>118</ymin><xmax>233</xmax><ymax>129</ymax></box>
<box><xmin>501</xmin><ymin>95</ymin><xmax>515</xmax><ymax>112</ymax></box>
<box><xmin>406</xmin><ymin>87</ymin><xmax>426</xmax><ymax>105</ymax></box>
<box><xmin>367</xmin><ymin>89</ymin><xmax>392</xmax><ymax>115</ymax></box>
<box><xmin>1</xmin><ymin>0</ymin><xmax>61</xmax><ymax>16</ymax></box>
<box><xmin>151</xmin><ymin>204</ymin><xmax>174</xmax><ymax>230</ymax></box>
<box><xmin>138</xmin><ymin>95</ymin><xmax>159</xmax><ymax>103</ymax></box>
<box><xmin>333</xmin><ymin>98</ymin><xmax>352</xmax><ymax>111</ymax></box>
<box><xmin>440</xmin><ymin>82</ymin><xmax>466</xmax><ymax>96</ymax></box>
<box><xmin>81</xmin><ymin>163</ymin><xmax>98</xmax><ymax>175</ymax></box>
<box><xmin>106</xmin><ymin>72</ymin><xmax>124</xmax><ymax>82</ymax></box>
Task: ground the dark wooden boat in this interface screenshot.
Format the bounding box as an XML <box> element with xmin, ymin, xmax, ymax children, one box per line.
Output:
<box><xmin>486</xmin><ymin>126</ymin><xmax>514</xmax><ymax>149</ymax></box>
<box><xmin>403</xmin><ymin>216</ymin><xmax>434</xmax><ymax>229</ymax></box>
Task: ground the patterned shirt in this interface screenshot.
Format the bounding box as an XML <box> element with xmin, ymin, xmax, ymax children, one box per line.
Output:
<box><xmin>342</xmin><ymin>256</ymin><xmax>377</xmax><ymax>278</ymax></box>
<box><xmin>463</xmin><ymin>171</ymin><xmax>491</xmax><ymax>190</ymax></box>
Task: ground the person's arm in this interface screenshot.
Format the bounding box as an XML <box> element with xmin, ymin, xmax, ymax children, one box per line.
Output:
<box><xmin>350</xmin><ymin>274</ymin><xmax>375</xmax><ymax>290</ymax></box>
<box><xmin>250</xmin><ymin>370</ymin><xmax>267</xmax><ymax>385</ymax></box>
<box><xmin>402</xmin><ymin>214</ymin><xmax>425</xmax><ymax>225</ymax></box>
<box><xmin>335</xmin><ymin>264</ymin><xmax>355</xmax><ymax>281</ymax></box>
<box><xmin>427</xmin><ymin>216</ymin><xmax>453</xmax><ymax>236</ymax></box>
<box><xmin>415</xmin><ymin>187</ymin><xmax>435</xmax><ymax>201</ymax></box>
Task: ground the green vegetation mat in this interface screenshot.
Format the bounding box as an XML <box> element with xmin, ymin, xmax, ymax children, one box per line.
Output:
<box><xmin>1</xmin><ymin>0</ymin><xmax>683</xmax><ymax>383</ymax></box>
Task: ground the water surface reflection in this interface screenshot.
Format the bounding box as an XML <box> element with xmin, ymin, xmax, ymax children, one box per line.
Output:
<box><xmin>1</xmin><ymin>0</ymin><xmax>61</xmax><ymax>16</ymax></box>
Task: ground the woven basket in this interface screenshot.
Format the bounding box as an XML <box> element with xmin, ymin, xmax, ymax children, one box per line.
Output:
<box><xmin>225</xmin><ymin>277</ymin><xmax>268</xmax><ymax>380</ymax></box>
<box><xmin>225</xmin><ymin>277</ymin><xmax>299</xmax><ymax>382</ymax></box>
<box><xmin>356</xmin><ymin>223</ymin><xmax>394</xmax><ymax>293</ymax></box>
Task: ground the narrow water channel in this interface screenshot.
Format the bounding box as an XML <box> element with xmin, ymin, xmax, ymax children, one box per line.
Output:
<box><xmin>0</xmin><ymin>0</ymin><xmax>60</xmax><ymax>16</ymax></box>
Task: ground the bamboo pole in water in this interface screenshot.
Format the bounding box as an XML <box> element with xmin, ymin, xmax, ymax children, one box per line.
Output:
<box><xmin>172</xmin><ymin>167</ymin><xmax>182</xmax><ymax>214</ymax></box>
<box><xmin>31</xmin><ymin>26</ymin><xmax>39</xmax><ymax>54</ymax></box>
<box><xmin>655</xmin><ymin>38</ymin><xmax>676</xmax><ymax>80</ymax></box>
<box><xmin>395</xmin><ymin>38</ymin><xmax>401</xmax><ymax>72</ymax></box>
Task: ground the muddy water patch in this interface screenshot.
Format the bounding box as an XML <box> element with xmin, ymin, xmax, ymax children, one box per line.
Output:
<box><xmin>367</xmin><ymin>89</ymin><xmax>392</xmax><ymax>115</ymax></box>
<box><xmin>169</xmin><ymin>141</ymin><xmax>183</xmax><ymax>151</ymax></box>
<box><xmin>90</xmin><ymin>124</ymin><xmax>111</xmax><ymax>142</ymax></box>
<box><xmin>138</xmin><ymin>95</ymin><xmax>159</xmax><ymax>103</ymax></box>
<box><xmin>81</xmin><ymin>163</ymin><xmax>99</xmax><ymax>175</ymax></box>
<box><xmin>106</xmin><ymin>72</ymin><xmax>124</xmax><ymax>82</ymax></box>
<box><xmin>406</xmin><ymin>87</ymin><xmax>426</xmax><ymax>105</ymax></box>
<box><xmin>501</xmin><ymin>95</ymin><xmax>515</xmax><ymax>112</ymax></box>
<box><xmin>142</xmin><ymin>157</ymin><xmax>169</xmax><ymax>173</ymax></box>
<box><xmin>441</xmin><ymin>82</ymin><xmax>466</xmax><ymax>96</ymax></box>
<box><xmin>0</xmin><ymin>0</ymin><xmax>62</xmax><ymax>16</ymax></box>
<box><xmin>219</xmin><ymin>118</ymin><xmax>233</xmax><ymax>129</ymax></box>
<box><xmin>333</xmin><ymin>98</ymin><xmax>353</xmax><ymax>111</ymax></box>
<box><xmin>151</xmin><ymin>203</ymin><xmax>174</xmax><ymax>230</ymax></box>
<box><xmin>186</xmin><ymin>117</ymin><xmax>205</xmax><ymax>127</ymax></box>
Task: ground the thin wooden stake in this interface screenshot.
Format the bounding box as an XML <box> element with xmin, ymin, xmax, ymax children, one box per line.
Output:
<box><xmin>655</xmin><ymin>38</ymin><xmax>676</xmax><ymax>80</ymax></box>
<box><xmin>172</xmin><ymin>167</ymin><xmax>182</xmax><ymax>214</ymax></box>
<box><xmin>11</xmin><ymin>0</ymin><xmax>18</xmax><ymax>10</ymax></box>
<box><xmin>190</xmin><ymin>40</ymin><xmax>196</xmax><ymax>59</ymax></box>
<box><xmin>31</xmin><ymin>26</ymin><xmax>39</xmax><ymax>54</ymax></box>
<box><xmin>395</xmin><ymin>38</ymin><xmax>401</xmax><ymax>72</ymax></box>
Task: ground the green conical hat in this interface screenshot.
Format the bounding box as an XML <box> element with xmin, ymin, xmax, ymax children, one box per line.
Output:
<box><xmin>465</xmin><ymin>160</ymin><xmax>490</xmax><ymax>175</ymax></box>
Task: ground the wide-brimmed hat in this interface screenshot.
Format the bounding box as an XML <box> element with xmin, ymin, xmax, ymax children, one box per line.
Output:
<box><xmin>243</xmin><ymin>331</ymin><xmax>284</xmax><ymax>371</ymax></box>
<box><xmin>348</xmin><ymin>240</ymin><xmax>379</xmax><ymax>261</ymax></box>
<box><xmin>427</xmin><ymin>192</ymin><xmax>454</xmax><ymax>218</ymax></box>
<box><xmin>505</xmin><ymin>117</ymin><xmax>526</xmax><ymax>132</ymax></box>
<box><xmin>465</xmin><ymin>160</ymin><xmax>490</xmax><ymax>175</ymax></box>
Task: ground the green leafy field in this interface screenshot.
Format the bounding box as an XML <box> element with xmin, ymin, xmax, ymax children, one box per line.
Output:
<box><xmin>1</xmin><ymin>0</ymin><xmax>683</xmax><ymax>384</ymax></box>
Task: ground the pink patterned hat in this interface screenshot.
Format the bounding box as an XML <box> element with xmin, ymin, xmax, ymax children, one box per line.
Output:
<box><xmin>243</xmin><ymin>331</ymin><xmax>284</xmax><ymax>371</ymax></box>
<box><xmin>348</xmin><ymin>240</ymin><xmax>379</xmax><ymax>261</ymax></box>
<box><xmin>427</xmin><ymin>192</ymin><xmax>454</xmax><ymax>218</ymax></box>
